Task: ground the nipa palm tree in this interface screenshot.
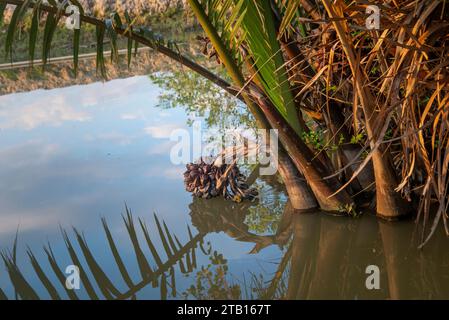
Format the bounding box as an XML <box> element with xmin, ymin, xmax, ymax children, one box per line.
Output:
<box><xmin>1</xmin><ymin>0</ymin><xmax>448</xmax><ymax>245</ymax></box>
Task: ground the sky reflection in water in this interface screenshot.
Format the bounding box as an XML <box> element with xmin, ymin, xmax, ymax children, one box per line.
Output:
<box><xmin>0</xmin><ymin>76</ymin><xmax>285</xmax><ymax>299</ymax></box>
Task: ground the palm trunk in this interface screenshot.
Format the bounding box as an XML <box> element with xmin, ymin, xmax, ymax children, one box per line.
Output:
<box><xmin>242</xmin><ymin>48</ymin><xmax>317</xmax><ymax>211</ymax></box>
<box><xmin>278</xmin><ymin>151</ymin><xmax>317</xmax><ymax>211</ymax></box>
<box><xmin>254</xmin><ymin>93</ymin><xmax>353</xmax><ymax>211</ymax></box>
<box><xmin>325</xmin><ymin>107</ymin><xmax>374</xmax><ymax>192</ymax></box>
<box><xmin>322</xmin><ymin>0</ymin><xmax>408</xmax><ymax>219</ymax></box>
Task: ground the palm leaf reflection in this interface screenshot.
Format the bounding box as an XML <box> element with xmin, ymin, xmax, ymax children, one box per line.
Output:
<box><xmin>191</xmin><ymin>199</ymin><xmax>271</xmax><ymax>254</ymax></box>
<box><xmin>0</xmin><ymin>207</ymin><xmax>211</xmax><ymax>300</ymax></box>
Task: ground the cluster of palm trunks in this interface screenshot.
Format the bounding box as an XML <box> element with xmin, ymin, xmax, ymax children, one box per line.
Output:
<box><xmin>183</xmin><ymin>159</ymin><xmax>257</xmax><ymax>202</ymax></box>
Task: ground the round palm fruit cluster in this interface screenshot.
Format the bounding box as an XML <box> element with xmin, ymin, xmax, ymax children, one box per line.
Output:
<box><xmin>183</xmin><ymin>159</ymin><xmax>257</xmax><ymax>202</ymax></box>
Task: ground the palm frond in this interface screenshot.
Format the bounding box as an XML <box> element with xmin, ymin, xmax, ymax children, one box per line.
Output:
<box><xmin>239</xmin><ymin>0</ymin><xmax>301</xmax><ymax>133</ymax></box>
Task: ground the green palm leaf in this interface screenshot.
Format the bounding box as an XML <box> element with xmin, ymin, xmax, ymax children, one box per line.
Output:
<box><xmin>28</xmin><ymin>0</ymin><xmax>42</xmax><ymax>66</ymax></box>
<box><xmin>4</xmin><ymin>3</ymin><xmax>24</xmax><ymax>59</ymax></box>
<box><xmin>239</xmin><ymin>0</ymin><xmax>300</xmax><ymax>133</ymax></box>
<box><xmin>0</xmin><ymin>2</ymin><xmax>7</xmax><ymax>26</ymax></box>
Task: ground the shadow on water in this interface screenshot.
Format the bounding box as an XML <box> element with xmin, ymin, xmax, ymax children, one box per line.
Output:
<box><xmin>2</xmin><ymin>198</ymin><xmax>449</xmax><ymax>300</ymax></box>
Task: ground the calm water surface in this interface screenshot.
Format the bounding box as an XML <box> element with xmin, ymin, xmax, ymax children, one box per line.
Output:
<box><xmin>0</xmin><ymin>75</ymin><xmax>448</xmax><ymax>299</ymax></box>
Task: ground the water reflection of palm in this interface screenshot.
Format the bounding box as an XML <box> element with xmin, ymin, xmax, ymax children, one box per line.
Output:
<box><xmin>2</xmin><ymin>203</ymin><xmax>448</xmax><ymax>299</ymax></box>
<box><xmin>264</xmin><ymin>212</ymin><xmax>449</xmax><ymax>299</ymax></box>
<box><xmin>189</xmin><ymin>194</ymin><xmax>449</xmax><ymax>299</ymax></box>
<box><xmin>189</xmin><ymin>197</ymin><xmax>293</xmax><ymax>254</ymax></box>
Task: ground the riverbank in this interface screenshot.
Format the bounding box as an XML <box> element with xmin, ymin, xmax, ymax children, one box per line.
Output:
<box><xmin>0</xmin><ymin>2</ymin><xmax>199</xmax><ymax>64</ymax></box>
<box><xmin>0</xmin><ymin>40</ymin><xmax>215</xmax><ymax>95</ymax></box>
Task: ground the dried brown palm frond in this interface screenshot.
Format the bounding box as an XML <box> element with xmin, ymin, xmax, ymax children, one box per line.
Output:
<box><xmin>279</xmin><ymin>0</ymin><xmax>449</xmax><ymax>242</ymax></box>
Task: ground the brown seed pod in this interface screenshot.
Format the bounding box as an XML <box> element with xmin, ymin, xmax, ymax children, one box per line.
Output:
<box><xmin>183</xmin><ymin>160</ymin><xmax>257</xmax><ymax>202</ymax></box>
